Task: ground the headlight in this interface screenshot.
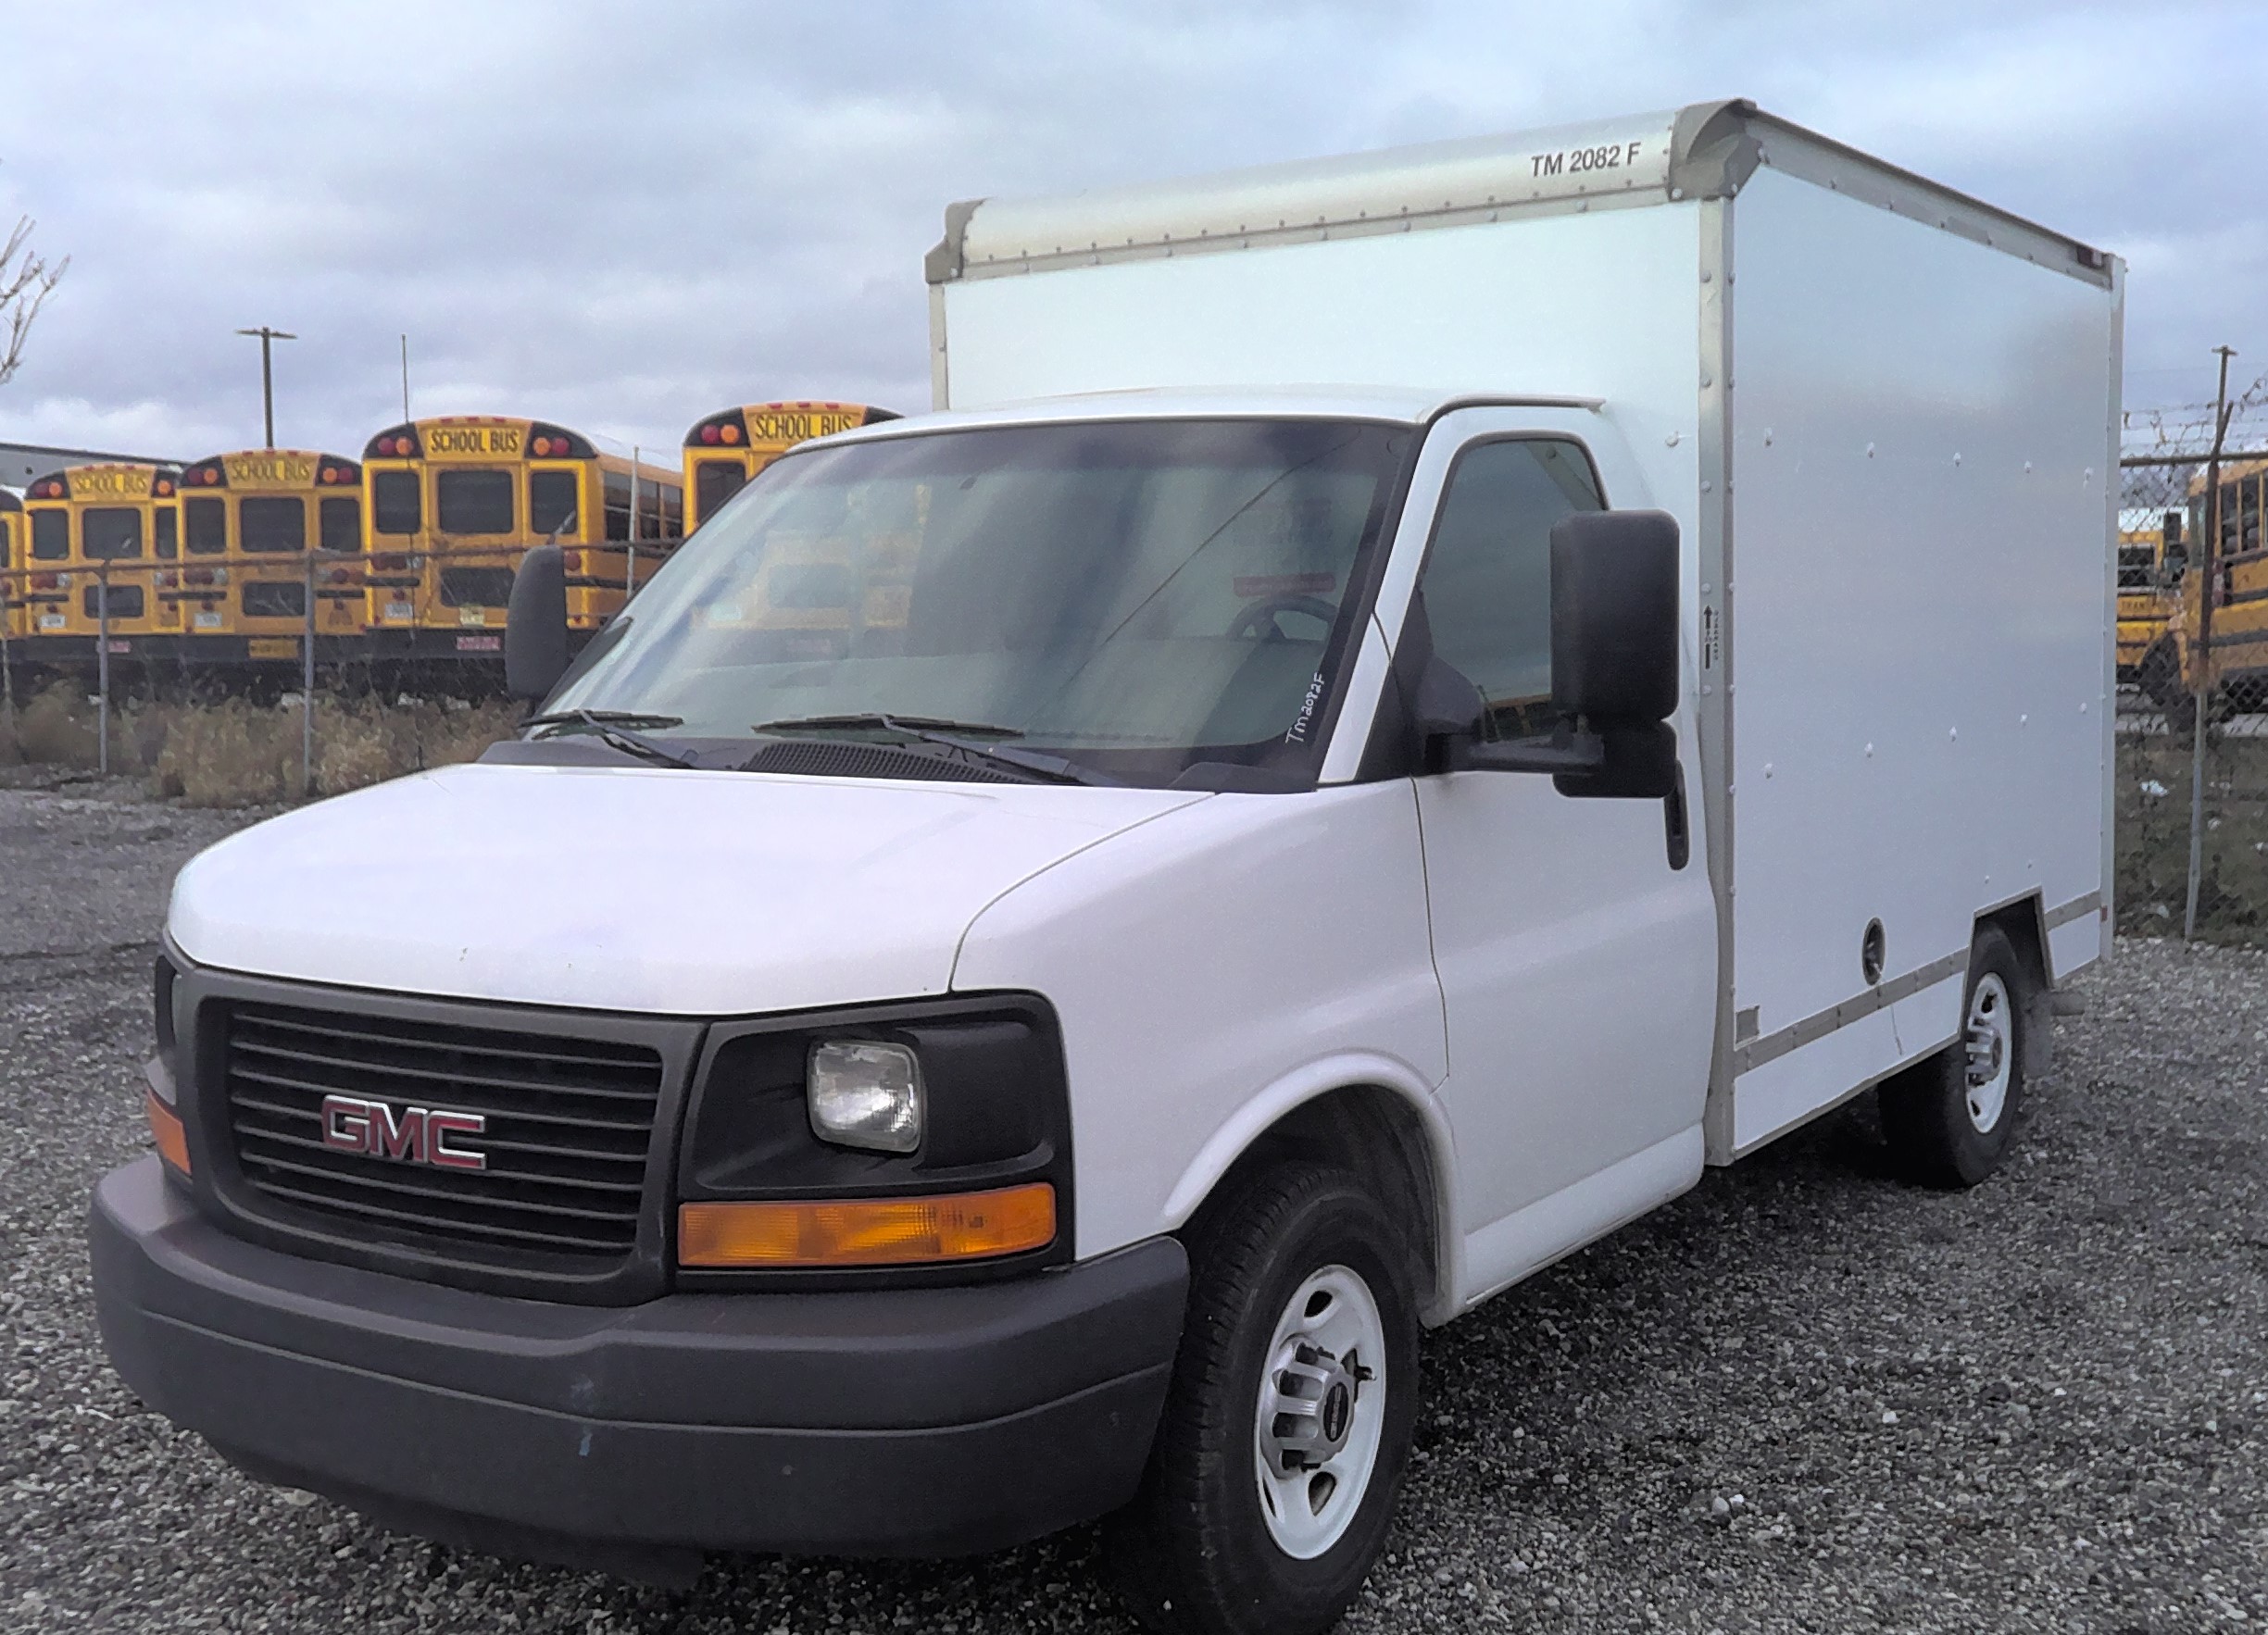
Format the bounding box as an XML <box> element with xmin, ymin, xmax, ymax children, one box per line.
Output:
<box><xmin>808</xmin><ymin>1040</ymin><xmax>923</xmax><ymax>1154</ymax></box>
<box><xmin>149</xmin><ymin>955</ymin><xmax>179</xmax><ymax>1105</ymax></box>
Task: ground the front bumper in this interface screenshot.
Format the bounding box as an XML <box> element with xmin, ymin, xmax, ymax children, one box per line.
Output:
<box><xmin>92</xmin><ymin>1158</ymin><xmax>1186</xmax><ymax>1573</ymax></box>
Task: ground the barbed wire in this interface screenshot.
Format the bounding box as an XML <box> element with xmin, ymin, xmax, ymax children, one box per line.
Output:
<box><xmin>2121</xmin><ymin>368</ymin><xmax>2268</xmax><ymax>458</ymax></box>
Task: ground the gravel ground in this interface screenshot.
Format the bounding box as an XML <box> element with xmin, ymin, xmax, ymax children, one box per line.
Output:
<box><xmin>1</xmin><ymin>783</ymin><xmax>2262</xmax><ymax>1633</ymax></box>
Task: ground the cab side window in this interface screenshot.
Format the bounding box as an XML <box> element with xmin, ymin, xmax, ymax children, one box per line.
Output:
<box><xmin>1416</xmin><ymin>438</ymin><xmax>1603</xmax><ymax>738</ymax></box>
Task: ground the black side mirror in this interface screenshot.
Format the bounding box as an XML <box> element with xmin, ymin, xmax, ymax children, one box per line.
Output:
<box><xmin>1410</xmin><ymin>510</ymin><xmax>1681</xmax><ymax>793</ymax></box>
<box><xmin>506</xmin><ymin>543</ymin><xmax>570</xmax><ymax>701</ymax></box>
<box><xmin>1548</xmin><ymin>508</ymin><xmax>1679</xmax><ymax>726</ymax></box>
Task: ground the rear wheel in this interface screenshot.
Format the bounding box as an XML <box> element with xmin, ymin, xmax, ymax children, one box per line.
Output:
<box><xmin>2139</xmin><ymin>640</ymin><xmax>2196</xmax><ymax>732</ymax></box>
<box><xmin>1880</xmin><ymin>924</ymin><xmax>2031</xmax><ymax>1188</ymax></box>
<box><xmin>1105</xmin><ymin>1165</ymin><xmax>1421</xmax><ymax>1635</ymax></box>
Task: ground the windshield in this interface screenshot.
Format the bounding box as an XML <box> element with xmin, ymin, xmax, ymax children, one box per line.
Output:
<box><xmin>542</xmin><ymin>418</ymin><xmax>1410</xmax><ymax>785</ymax></box>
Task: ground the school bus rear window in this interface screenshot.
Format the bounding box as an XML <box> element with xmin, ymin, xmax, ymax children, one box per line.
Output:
<box><xmin>185</xmin><ymin>497</ymin><xmax>227</xmax><ymax>555</ymax></box>
<box><xmin>373</xmin><ymin>471</ymin><xmax>421</xmax><ymax>535</ymax></box>
<box><xmin>83</xmin><ymin>507</ymin><xmax>144</xmax><ymax>559</ymax></box>
<box><xmin>241</xmin><ymin>497</ymin><xmax>306</xmax><ymax>554</ymax></box>
<box><xmin>529</xmin><ymin>470</ymin><xmax>577</xmax><ymax>536</ymax></box>
<box><xmin>695</xmin><ymin>459</ymin><xmax>746</xmax><ymax>522</ymax></box>
<box><xmin>82</xmin><ymin>582</ymin><xmax>144</xmax><ymax>619</ymax></box>
<box><xmin>440</xmin><ymin>567</ymin><xmax>515</xmax><ymax>607</ymax></box>
<box><xmin>437</xmin><ymin>470</ymin><xmax>513</xmax><ymax>534</ymax></box>
<box><xmin>320</xmin><ymin>496</ymin><xmax>360</xmax><ymax>553</ymax></box>
<box><xmin>31</xmin><ymin>512</ymin><xmax>67</xmax><ymax>560</ymax></box>
<box><xmin>241</xmin><ymin>580</ymin><xmax>307</xmax><ymax>618</ymax></box>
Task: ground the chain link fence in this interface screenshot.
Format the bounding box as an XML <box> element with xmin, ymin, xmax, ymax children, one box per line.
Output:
<box><xmin>2116</xmin><ymin>372</ymin><xmax>2268</xmax><ymax>946</ymax></box>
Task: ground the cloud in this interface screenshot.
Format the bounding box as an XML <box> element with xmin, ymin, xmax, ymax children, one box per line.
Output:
<box><xmin>0</xmin><ymin>0</ymin><xmax>2260</xmax><ymax>465</ymax></box>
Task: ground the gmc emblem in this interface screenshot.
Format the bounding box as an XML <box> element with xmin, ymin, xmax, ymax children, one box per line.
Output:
<box><xmin>319</xmin><ymin>1094</ymin><xmax>488</xmax><ymax>1171</ymax></box>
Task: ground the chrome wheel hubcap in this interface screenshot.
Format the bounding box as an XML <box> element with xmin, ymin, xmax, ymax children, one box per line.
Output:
<box><xmin>1254</xmin><ymin>1265</ymin><xmax>1386</xmax><ymax>1559</ymax></box>
<box><xmin>1963</xmin><ymin>972</ymin><xmax>2013</xmax><ymax>1132</ymax></box>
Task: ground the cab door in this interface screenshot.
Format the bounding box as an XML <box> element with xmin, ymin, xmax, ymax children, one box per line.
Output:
<box><xmin>1396</xmin><ymin>411</ymin><xmax>1717</xmax><ymax>1301</ymax></box>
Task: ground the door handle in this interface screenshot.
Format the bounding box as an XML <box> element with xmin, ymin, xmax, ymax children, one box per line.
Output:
<box><xmin>1663</xmin><ymin>764</ymin><xmax>1690</xmax><ymax>871</ymax></box>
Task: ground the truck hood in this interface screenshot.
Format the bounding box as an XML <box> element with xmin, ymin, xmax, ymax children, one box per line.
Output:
<box><xmin>169</xmin><ymin>762</ymin><xmax>1206</xmax><ymax>1015</ymax></box>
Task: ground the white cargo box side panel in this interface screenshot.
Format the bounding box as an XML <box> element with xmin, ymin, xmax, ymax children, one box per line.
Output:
<box><xmin>1725</xmin><ymin>164</ymin><xmax>2114</xmax><ymax>1153</ymax></box>
<box><xmin>938</xmin><ymin>203</ymin><xmax>1704</xmax><ymax>491</ymax></box>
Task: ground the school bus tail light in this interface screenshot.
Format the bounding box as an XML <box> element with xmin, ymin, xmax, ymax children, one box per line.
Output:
<box><xmin>678</xmin><ymin>1183</ymin><xmax>1057</xmax><ymax>1268</ymax></box>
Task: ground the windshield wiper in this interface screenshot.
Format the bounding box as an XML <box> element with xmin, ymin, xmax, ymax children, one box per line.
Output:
<box><xmin>748</xmin><ymin>712</ymin><xmax>1120</xmax><ymax>787</ymax></box>
<box><xmin>522</xmin><ymin>708</ymin><xmax>697</xmax><ymax>769</ymax></box>
<box><xmin>522</xmin><ymin>708</ymin><xmax>685</xmax><ymax>730</ymax></box>
<box><xmin>751</xmin><ymin>712</ymin><xmax>1022</xmax><ymax>738</ymax></box>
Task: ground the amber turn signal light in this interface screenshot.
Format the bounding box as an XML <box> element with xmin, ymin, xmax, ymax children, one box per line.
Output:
<box><xmin>146</xmin><ymin>1091</ymin><xmax>191</xmax><ymax>1176</ymax></box>
<box><xmin>679</xmin><ymin>1183</ymin><xmax>1056</xmax><ymax>1268</ymax></box>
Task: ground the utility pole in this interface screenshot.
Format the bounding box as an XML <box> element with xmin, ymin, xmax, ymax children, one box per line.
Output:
<box><xmin>236</xmin><ymin>325</ymin><xmax>297</xmax><ymax>448</ymax></box>
<box><xmin>400</xmin><ymin>333</ymin><xmax>410</xmax><ymax>422</ymax></box>
<box><xmin>2184</xmin><ymin>343</ymin><xmax>2236</xmax><ymax>941</ymax></box>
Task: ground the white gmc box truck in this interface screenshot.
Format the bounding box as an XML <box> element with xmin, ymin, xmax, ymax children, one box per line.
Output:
<box><xmin>93</xmin><ymin>101</ymin><xmax>2118</xmax><ymax>1635</ymax></box>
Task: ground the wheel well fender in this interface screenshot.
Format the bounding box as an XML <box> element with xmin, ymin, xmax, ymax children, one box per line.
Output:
<box><xmin>1975</xmin><ymin>893</ymin><xmax>2054</xmax><ymax>1075</ymax></box>
<box><xmin>1158</xmin><ymin>1059</ymin><xmax>1460</xmax><ymax>1326</ymax></box>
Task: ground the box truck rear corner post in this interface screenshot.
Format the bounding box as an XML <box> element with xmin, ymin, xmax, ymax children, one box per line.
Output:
<box><xmin>92</xmin><ymin>99</ymin><xmax>2118</xmax><ymax>1635</ymax></box>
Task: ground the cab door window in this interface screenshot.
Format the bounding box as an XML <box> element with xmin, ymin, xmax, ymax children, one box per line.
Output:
<box><xmin>1414</xmin><ymin>437</ymin><xmax>1604</xmax><ymax>738</ymax></box>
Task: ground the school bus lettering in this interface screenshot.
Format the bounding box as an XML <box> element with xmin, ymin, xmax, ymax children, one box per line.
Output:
<box><xmin>746</xmin><ymin>410</ymin><xmax>862</xmax><ymax>443</ymax></box>
<box><xmin>70</xmin><ymin>468</ymin><xmax>153</xmax><ymax>499</ymax></box>
<box><xmin>424</xmin><ymin>426</ymin><xmax>523</xmax><ymax>457</ymax></box>
<box><xmin>224</xmin><ymin>453</ymin><xmax>317</xmax><ymax>487</ymax></box>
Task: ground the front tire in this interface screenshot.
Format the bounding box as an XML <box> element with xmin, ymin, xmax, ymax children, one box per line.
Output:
<box><xmin>1879</xmin><ymin>924</ymin><xmax>2030</xmax><ymax>1188</ymax></box>
<box><xmin>1106</xmin><ymin>1165</ymin><xmax>1422</xmax><ymax>1635</ymax></box>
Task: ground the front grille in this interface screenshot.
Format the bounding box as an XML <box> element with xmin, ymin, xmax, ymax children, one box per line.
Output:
<box><xmin>222</xmin><ymin>1001</ymin><xmax>664</xmax><ymax>1263</ymax></box>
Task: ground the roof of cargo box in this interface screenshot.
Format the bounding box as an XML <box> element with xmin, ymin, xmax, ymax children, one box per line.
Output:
<box><xmin>816</xmin><ymin>385</ymin><xmax>1604</xmax><ymax>443</ymax></box>
<box><xmin>927</xmin><ymin>99</ymin><xmax>2111</xmax><ymax>291</ymax></box>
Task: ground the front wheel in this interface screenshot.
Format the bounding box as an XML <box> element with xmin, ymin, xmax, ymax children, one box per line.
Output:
<box><xmin>1105</xmin><ymin>1165</ymin><xmax>1422</xmax><ymax>1635</ymax></box>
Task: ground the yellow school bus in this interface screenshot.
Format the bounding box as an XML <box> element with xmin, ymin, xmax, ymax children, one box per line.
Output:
<box><xmin>20</xmin><ymin>464</ymin><xmax>182</xmax><ymax>657</ymax></box>
<box><xmin>175</xmin><ymin>450</ymin><xmax>366</xmax><ymax>663</ymax></box>
<box><xmin>361</xmin><ymin>416</ymin><xmax>683</xmax><ymax>659</ymax></box>
<box><xmin>682</xmin><ymin>402</ymin><xmax>898</xmax><ymax>532</ymax></box>
<box><xmin>0</xmin><ymin>490</ymin><xmax>25</xmax><ymax>641</ymax></box>
<box><xmin>2115</xmin><ymin>508</ymin><xmax>2179</xmax><ymax>682</ymax></box>
<box><xmin>2179</xmin><ymin>456</ymin><xmax>2268</xmax><ymax>705</ymax></box>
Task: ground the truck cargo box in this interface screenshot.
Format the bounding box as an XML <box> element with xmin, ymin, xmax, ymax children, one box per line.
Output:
<box><xmin>927</xmin><ymin>99</ymin><xmax>2121</xmax><ymax>1158</ymax></box>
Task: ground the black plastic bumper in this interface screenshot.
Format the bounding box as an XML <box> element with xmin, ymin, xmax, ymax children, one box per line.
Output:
<box><xmin>92</xmin><ymin>1158</ymin><xmax>1186</xmax><ymax>1574</ymax></box>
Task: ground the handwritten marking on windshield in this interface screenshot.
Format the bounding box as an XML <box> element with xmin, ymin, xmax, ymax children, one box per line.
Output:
<box><xmin>1284</xmin><ymin>670</ymin><xmax>1328</xmax><ymax>745</ymax></box>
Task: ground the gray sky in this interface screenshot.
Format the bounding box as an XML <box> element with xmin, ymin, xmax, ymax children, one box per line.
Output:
<box><xmin>1</xmin><ymin>0</ymin><xmax>2262</xmax><ymax>465</ymax></box>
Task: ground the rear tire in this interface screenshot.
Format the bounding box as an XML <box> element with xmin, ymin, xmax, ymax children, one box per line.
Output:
<box><xmin>1880</xmin><ymin>924</ymin><xmax>2030</xmax><ymax>1188</ymax></box>
<box><xmin>2139</xmin><ymin>641</ymin><xmax>2196</xmax><ymax>733</ymax></box>
<box><xmin>1105</xmin><ymin>1165</ymin><xmax>1422</xmax><ymax>1635</ymax></box>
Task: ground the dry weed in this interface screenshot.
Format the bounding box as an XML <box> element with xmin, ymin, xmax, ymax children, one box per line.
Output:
<box><xmin>0</xmin><ymin>684</ymin><xmax>525</xmax><ymax>806</ymax></box>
